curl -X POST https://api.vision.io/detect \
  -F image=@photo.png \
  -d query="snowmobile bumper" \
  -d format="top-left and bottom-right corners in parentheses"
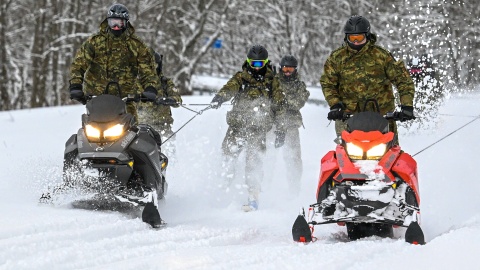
top-left (78, 151), bottom-right (134, 186)
top-left (313, 181), bottom-right (420, 227)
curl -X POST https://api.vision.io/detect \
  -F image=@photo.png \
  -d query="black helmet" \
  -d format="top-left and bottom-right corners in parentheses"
top-left (107, 4), bottom-right (130, 20)
top-left (247, 45), bottom-right (268, 60)
top-left (280, 55), bottom-right (298, 67)
top-left (344, 15), bottom-right (370, 34)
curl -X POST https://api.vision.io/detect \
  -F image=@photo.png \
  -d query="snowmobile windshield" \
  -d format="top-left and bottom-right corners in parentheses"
top-left (86, 95), bottom-right (126, 123)
top-left (342, 112), bottom-right (393, 160)
top-left (346, 111), bottom-right (389, 133)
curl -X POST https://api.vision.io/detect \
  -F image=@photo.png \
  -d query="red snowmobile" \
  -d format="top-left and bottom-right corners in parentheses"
top-left (292, 103), bottom-right (425, 245)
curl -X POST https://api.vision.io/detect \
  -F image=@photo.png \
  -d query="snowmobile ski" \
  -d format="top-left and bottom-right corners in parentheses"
top-left (292, 214), bottom-right (312, 243)
top-left (405, 221), bottom-right (426, 245)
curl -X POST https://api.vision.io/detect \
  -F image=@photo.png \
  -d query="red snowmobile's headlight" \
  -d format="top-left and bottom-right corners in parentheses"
top-left (342, 130), bottom-right (394, 160)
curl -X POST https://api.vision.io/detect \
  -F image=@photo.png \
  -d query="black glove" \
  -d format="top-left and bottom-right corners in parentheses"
top-left (274, 130), bottom-right (286, 148)
top-left (210, 95), bottom-right (224, 109)
top-left (396, 105), bottom-right (415, 122)
top-left (69, 84), bottom-right (86, 104)
top-left (142, 86), bottom-right (158, 101)
top-left (157, 97), bottom-right (178, 106)
top-left (327, 103), bottom-right (345, 121)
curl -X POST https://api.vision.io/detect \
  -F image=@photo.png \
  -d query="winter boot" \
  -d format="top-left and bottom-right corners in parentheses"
top-left (142, 202), bottom-right (165, 228)
top-left (241, 192), bottom-right (259, 212)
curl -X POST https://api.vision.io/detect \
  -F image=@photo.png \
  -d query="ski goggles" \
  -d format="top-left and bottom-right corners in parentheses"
top-left (281, 66), bottom-right (296, 73)
top-left (107, 18), bottom-right (126, 29)
top-left (247, 58), bottom-right (268, 68)
top-left (347, 33), bottom-right (366, 43)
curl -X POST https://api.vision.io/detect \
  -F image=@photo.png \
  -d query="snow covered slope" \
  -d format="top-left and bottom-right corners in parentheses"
top-left (0, 89), bottom-right (479, 269)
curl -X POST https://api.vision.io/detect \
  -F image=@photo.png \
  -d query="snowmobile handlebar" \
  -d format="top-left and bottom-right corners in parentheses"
top-left (341, 111), bottom-right (416, 122)
top-left (82, 94), bottom-right (158, 104)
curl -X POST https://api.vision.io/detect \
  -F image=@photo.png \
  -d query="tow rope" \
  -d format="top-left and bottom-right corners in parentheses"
top-left (412, 114), bottom-right (480, 157)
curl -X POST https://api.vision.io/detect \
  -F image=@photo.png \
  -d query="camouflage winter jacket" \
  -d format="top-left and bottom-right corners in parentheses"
top-left (69, 19), bottom-right (159, 97)
top-left (216, 62), bottom-right (284, 131)
top-left (273, 72), bottom-right (310, 130)
top-left (320, 34), bottom-right (415, 114)
top-left (137, 74), bottom-right (183, 126)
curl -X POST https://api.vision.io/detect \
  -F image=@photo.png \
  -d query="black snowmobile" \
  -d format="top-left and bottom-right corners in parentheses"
top-left (40, 82), bottom-right (170, 228)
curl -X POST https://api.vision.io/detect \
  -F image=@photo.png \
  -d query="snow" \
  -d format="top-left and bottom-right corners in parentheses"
top-left (1, 83), bottom-right (480, 269)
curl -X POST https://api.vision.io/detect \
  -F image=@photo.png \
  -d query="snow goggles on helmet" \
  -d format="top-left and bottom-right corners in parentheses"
top-left (281, 66), bottom-right (296, 73)
top-left (347, 33), bottom-right (366, 43)
top-left (247, 58), bottom-right (268, 68)
top-left (107, 18), bottom-right (126, 30)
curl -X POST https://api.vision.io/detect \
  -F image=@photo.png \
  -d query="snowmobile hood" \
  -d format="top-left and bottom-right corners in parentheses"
top-left (86, 95), bottom-right (126, 123)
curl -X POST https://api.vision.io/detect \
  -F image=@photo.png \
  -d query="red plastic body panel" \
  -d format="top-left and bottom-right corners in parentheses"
top-left (392, 150), bottom-right (420, 204)
top-left (316, 145), bottom-right (420, 205)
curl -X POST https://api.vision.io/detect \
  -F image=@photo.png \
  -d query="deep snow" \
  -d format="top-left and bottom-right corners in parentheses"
top-left (1, 87), bottom-right (479, 270)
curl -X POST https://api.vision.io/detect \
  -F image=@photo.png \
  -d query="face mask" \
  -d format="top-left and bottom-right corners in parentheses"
top-left (347, 42), bottom-right (367, 51)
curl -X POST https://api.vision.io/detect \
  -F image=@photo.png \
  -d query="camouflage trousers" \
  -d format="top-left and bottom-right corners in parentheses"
top-left (334, 120), bottom-right (399, 145)
top-left (221, 126), bottom-right (266, 196)
top-left (137, 104), bottom-right (176, 161)
top-left (281, 128), bottom-right (303, 195)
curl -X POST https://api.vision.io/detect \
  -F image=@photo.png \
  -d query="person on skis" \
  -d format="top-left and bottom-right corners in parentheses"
top-left (272, 55), bottom-right (310, 195)
top-left (67, 3), bottom-right (164, 227)
top-left (320, 15), bottom-right (416, 145)
top-left (68, 3), bottom-right (160, 123)
top-left (138, 50), bottom-right (183, 161)
top-left (209, 44), bottom-right (284, 211)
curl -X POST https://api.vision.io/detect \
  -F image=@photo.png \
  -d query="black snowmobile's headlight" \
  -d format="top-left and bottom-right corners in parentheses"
top-left (104, 124), bottom-right (125, 139)
top-left (85, 124), bottom-right (125, 142)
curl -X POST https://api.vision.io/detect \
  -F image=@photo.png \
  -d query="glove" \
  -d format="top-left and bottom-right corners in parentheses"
top-left (327, 103), bottom-right (345, 121)
top-left (274, 130), bottom-right (286, 148)
top-left (141, 86), bottom-right (158, 101)
top-left (210, 95), bottom-right (224, 109)
top-left (69, 84), bottom-right (86, 104)
top-left (396, 105), bottom-right (415, 122)
top-left (157, 97), bottom-right (178, 106)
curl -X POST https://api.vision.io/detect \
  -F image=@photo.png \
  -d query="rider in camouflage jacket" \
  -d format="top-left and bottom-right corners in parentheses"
top-left (138, 51), bottom-right (183, 159)
top-left (68, 4), bottom-right (159, 121)
top-left (320, 15), bottom-right (415, 144)
top-left (209, 45), bottom-right (284, 211)
top-left (272, 55), bottom-right (310, 194)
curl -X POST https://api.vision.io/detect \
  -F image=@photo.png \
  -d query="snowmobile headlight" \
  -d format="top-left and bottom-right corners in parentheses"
top-left (104, 124), bottom-right (125, 139)
top-left (366, 143), bottom-right (387, 159)
top-left (346, 142), bottom-right (387, 160)
top-left (346, 142), bottom-right (364, 159)
top-left (85, 124), bottom-right (101, 139)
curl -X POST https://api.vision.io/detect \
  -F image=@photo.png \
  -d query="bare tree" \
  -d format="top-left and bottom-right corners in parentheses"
top-left (0, 0), bottom-right (479, 111)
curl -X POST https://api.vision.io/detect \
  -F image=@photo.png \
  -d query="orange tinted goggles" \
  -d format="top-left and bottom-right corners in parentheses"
top-left (281, 66), bottom-right (296, 73)
top-left (347, 33), bottom-right (366, 43)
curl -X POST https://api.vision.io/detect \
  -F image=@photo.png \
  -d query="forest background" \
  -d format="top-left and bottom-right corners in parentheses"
top-left (0, 0), bottom-right (478, 110)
